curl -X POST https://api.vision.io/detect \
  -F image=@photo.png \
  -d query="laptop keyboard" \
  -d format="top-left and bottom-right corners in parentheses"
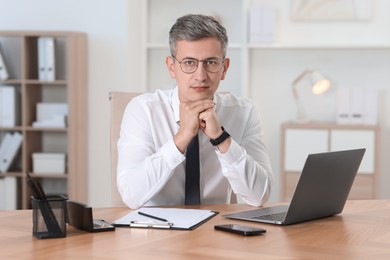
top-left (252, 212), bottom-right (286, 222)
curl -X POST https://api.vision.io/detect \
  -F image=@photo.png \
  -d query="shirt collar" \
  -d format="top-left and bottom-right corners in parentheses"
top-left (172, 86), bottom-right (180, 123)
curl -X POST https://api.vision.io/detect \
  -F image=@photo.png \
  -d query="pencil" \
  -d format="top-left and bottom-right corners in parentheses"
top-left (138, 211), bottom-right (168, 222)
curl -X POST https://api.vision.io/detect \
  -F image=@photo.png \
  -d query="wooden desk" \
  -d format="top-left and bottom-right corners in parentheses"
top-left (1, 200), bottom-right (390, 259)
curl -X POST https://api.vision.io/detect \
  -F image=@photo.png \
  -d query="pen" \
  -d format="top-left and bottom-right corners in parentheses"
top-left (25, 171), bottom-right (62, 234)
top-left (138, 211), bottom-right (168, 222)
top-left (130, 221), bottom-right (173, 229)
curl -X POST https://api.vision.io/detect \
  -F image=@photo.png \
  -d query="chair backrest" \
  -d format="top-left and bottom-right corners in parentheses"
top-left (109, 91), bottom-right (141, 207)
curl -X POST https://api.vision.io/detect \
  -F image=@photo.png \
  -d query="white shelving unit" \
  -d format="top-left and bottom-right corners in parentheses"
top-left (141, 0), bottom-right (388, 201)
top-left (141, 0), bottom-right (390, 96)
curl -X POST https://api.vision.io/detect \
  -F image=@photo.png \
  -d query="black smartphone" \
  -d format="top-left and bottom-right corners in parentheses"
top-left (92, 219), bottom-right (116, 232)
top-left (214, 224), bottom-right (266, 236)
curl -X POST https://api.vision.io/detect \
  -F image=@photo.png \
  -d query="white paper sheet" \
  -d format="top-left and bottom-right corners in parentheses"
top-left (112, 208), bottom-right (216, 229)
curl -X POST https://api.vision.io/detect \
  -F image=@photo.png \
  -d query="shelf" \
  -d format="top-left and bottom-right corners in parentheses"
top-left (247, 44), bottom-right (390, 50)
top-left (28, 173), bottom-right (68, 179)
top-left (0, 126), bottom-right (23, 131)
top-left (0, 31), bottom-right (87, 210)
top-left (25, 127), bottom-right (67, 132)
top-left (25, 79), bottom-right (67, 85)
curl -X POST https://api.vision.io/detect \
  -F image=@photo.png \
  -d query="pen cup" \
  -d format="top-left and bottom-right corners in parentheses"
top-left (32, 195), bottom-right (67, 239)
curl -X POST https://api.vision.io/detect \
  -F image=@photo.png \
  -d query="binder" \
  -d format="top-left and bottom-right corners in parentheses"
top-left (362, 87), bottom-right (378, 125)
top-left (112, 208), bottom-right (219, 230)
top-left (0, 177), bottom-right (17, 210)
top-left (0, 133), bottom-right (13, 172)
top-left (337, 87), bottom-right (378, 125)
top-left (249, 5), bottom-right (275, 43)
top-left (0, 45), bottom-right (9, 80)
top-left (45, 37), bottom-right (55, 81)
top-left (350, 87), bottom-right (364, 124)
top-left (38, 37), bottom-right (56, 81)
top-left (0, 85), bottom-right (16, 127)
top-left (0, 132), bottom-right (23, 173)
top-left (38, 37), bottom-right (47, 81)
top-left (336, 87), bottom-right (351, 124)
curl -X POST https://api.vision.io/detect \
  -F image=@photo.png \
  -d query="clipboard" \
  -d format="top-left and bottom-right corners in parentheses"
top-left (112, 208), bottom-right (219, 230)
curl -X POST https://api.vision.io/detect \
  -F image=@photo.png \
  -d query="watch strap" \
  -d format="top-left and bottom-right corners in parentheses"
top-left (210, 127), bottom-right (230, 146)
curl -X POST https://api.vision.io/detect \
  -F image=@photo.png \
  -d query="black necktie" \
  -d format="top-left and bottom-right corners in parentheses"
top-left (185, 134), bottom-right (200, 205)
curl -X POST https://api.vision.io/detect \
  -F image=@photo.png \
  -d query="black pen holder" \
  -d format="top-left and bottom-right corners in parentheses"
top-left (32, 195), bottom-right (67, 239)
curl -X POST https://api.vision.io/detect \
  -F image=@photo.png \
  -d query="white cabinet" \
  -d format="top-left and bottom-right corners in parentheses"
top-left (281, 122), bottom-right (380, 201)
top-left (330, 130), bottom-right (375, 173)
top-left (284, 129), bottom-right (328, 171)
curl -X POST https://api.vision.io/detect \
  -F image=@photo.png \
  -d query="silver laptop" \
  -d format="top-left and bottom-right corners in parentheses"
top-left (223, 148), bottom-right (365, 225)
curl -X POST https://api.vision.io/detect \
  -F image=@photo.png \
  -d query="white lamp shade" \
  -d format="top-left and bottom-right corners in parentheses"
top-left (292, 69), bottom-right (334, 122)
top-left (310, 71), bottom-right (331, 95)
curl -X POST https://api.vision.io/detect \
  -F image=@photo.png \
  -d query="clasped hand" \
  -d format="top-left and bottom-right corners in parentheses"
top-left (174, 99), bottom-right (223, 153)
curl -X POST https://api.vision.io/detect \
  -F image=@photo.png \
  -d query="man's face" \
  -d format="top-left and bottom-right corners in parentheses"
top-left (166, 38), bottom-right (230, 102)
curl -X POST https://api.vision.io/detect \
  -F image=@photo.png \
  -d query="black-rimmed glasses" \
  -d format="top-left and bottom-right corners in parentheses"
top-left (171, 56), bottom-right (225, 74)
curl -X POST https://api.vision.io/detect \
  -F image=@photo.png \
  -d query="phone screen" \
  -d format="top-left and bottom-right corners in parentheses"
top-left (214, 224), bottom-right (266, 236)
top-left (93, 219), bottom-right (115, 232)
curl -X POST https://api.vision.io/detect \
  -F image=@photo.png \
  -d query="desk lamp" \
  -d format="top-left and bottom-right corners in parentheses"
top-left (291, 69), bottom-right (331, 122)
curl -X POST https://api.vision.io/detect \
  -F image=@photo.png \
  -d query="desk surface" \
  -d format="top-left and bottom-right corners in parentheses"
top-left (1, 200), bottom-right (390, 259)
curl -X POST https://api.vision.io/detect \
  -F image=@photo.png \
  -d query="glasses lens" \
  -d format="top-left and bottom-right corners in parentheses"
top-left (204, 59), bottom-right (223, 73)
top-left (180, 59), bottom-right (198, 73)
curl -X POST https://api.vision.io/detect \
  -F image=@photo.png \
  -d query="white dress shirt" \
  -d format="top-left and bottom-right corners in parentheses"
top-left (117, 87), bottom-right (273, 209)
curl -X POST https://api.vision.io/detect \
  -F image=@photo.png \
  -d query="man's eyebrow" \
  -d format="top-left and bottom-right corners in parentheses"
top-left (181, 56), bottom-right (221, 60)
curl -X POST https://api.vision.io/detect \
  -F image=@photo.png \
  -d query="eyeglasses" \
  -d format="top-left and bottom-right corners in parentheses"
top-left (171, 56), bottom-right (225, 74)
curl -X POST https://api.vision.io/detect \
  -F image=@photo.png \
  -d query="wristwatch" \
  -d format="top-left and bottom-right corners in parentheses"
top-left (210, 127), bottom-right (230, 146)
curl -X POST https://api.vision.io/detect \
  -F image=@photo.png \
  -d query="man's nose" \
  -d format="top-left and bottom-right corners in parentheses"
top-left (193, 61), bottom-right (208, 80)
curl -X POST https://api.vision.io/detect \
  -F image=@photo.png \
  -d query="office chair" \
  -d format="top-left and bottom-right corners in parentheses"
top-left (109, 91), bottom-right (140, 207)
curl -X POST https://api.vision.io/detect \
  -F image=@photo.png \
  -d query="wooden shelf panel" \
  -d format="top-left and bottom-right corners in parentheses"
top-left (0, 31), bottom-right (87, 210)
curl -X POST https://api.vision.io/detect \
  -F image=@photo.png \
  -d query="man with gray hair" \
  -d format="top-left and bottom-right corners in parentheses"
top-left (117, 14), bottom-right (273, 209)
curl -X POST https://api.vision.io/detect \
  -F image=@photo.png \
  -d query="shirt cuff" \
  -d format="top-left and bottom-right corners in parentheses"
top-left (215, 139), bottom-right (243, 165)
top-left (160, 139), bottom-right (186, 168)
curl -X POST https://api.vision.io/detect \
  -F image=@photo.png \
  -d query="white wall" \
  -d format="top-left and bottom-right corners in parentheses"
top-left (1, 0), bottom-right (389, 206)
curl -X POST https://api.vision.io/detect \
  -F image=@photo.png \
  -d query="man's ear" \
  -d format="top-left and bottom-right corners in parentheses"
top-left (220, 57), bottom-right (230, 80)
top-left (166, 56), bottom-right (176, 79)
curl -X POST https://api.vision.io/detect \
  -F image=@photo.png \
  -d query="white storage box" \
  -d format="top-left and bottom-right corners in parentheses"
top-left (32, 153), bottom-right (66, 174)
